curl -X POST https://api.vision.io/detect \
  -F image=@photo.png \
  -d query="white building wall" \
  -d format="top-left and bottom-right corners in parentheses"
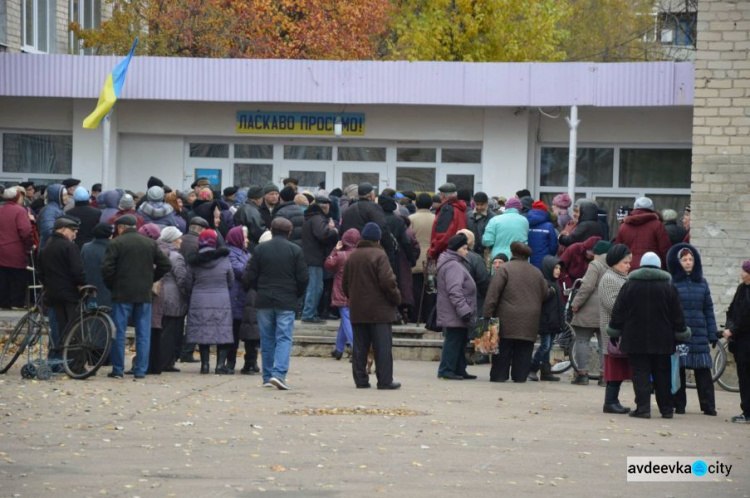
top-left (482, 108), bottom-right (530, 196)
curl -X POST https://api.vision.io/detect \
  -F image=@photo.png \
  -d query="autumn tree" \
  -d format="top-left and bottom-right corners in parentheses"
top-left (385, 0), bottom-right (571, 62)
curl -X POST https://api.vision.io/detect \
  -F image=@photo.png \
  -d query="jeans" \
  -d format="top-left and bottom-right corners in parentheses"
top-left (301, 266), bottom-right (324, 321)
top-left (110, 302), bottom-right (152, 376)
top-left (438, 327), bottom-right (468, 377)
top-left (531, 333), bottom-right (553, 368)
top-left (256, 308), bottom-right (295, 383)
top-left (335, 306), bottom-right (353, 353)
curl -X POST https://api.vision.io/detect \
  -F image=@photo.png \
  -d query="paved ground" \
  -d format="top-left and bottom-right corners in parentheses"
top-left (0, 355), bottom-right (747, 497)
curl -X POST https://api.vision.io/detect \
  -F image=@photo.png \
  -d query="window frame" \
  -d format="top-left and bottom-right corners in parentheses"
top-left (22, 0), bottom-right (54, 54)
top-left (0, 129), bottom-right (74, 182)
top-left (70, 0), bottom-right (102, 55)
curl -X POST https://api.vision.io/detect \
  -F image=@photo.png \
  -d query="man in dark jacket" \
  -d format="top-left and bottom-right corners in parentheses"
top-left (466, 191), bottom-right (494, 257)
top-left (428, 183), bottom-right (468, 261)
top-left (102, 215), bottom-right (172, 379)
top-left (343, 222), bottom-right (402, 390)
top-left (341, 182), bottom-right (395, 258)
top-left (272, 186), bottom-right (305, 247)
top-left (260, 184), bottom-right (280, 228)
top-left (559, 200), bottom-right (601, 248)
top-left (301, 197), bottom-right (338, 324)
top-left (37, 217), bottom-right (87, 347)
top-left (243, 217), bottom-right (309, 390)
top-left (233, 185), bottom-right (266, 247)
top-left (67, 187), bottom-right (102, 250)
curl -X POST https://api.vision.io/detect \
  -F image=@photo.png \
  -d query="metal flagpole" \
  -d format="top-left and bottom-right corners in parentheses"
top-left (102, 112), bottom-right (111, 189)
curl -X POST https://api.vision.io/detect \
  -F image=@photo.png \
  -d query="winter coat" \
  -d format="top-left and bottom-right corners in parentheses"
top-left (341, 197), bottom-right (397, 259)
top-left (193, 200), bottom-right (234, 238)
top-left (138, 201), bottom-right (186, 232)
top-left (380, 198), bottom-right (414, 283)
top-left (428, 197), bottom-right (468, 260)
top-left (571, 256), bottom-right (608, 328)
top-left (527, 209), bottom-right (559, 270)
top-left (101, 229), bottom-right (172, 303)
top-left (482, 208), bottom-right (529, 259)
top-left (38, 184), bottom-right (65, 248)
top-left (243, 234), bottom-right (309, 311)
top-left (37, 232), bottom-right (87, 306)
top-left (666, 243), bottom-right (718, 369)
top-left (228, 245), bottom-right (250, 320)
top-left (0, 199), bottom-right (34, 269)
top-left (107, 209), bottom-right (145, 234)
top-left (98, 190), bottom-right (122, 223)
top-left (482, 257), bottom-right (551, 342)
top-left (409, 209), bottom-right (436, 274)
top-left (179, 230), bottom-right (200, 259)
top-left (398, 227), bottom-right (420, 306)
top-left (302, 204), bottom-right (339, 267)
top-left (538, 255), bottom-right (565, 336)
top-left (461, 250), bottom-right (490, 299)
top-left (436, 250), bottom-right (477, 329)
top-left (158, 241), bottom-right (189, 317)
top-left (272, 201), bottom-right (305, 248)
top-left (185, 247), bottom-right (234, 344)
top-left (607, 267), bottom-right (690, 355)
top-left (239, 288), bottom-right (260, 341)
top-left (665, 221), bottom-right (688, 247)
top-left (324, 229), bottom-right (361, 307)
top-left (614, 209), bottom-right (671, 270)
top-left (598, 268), bottom-right (629, 339)
top-left (560, 236), bottom-right (601, 282)
top-left (81, 238), bottom-right (113, 308)
top-left (466, 209), bottom-right (494, 255)
top-left (559, 202), bottom-right (602, 247)
top-left (259, 202), bottom-right (274, 228)
top-left (725, 282), bottom-right (750, 357)
top-left (343, 240), bottom-right (402, 323)
top-left (233, 200), bottom-right (266, 246)
top-left (67, 202), bottom-right (102, 250)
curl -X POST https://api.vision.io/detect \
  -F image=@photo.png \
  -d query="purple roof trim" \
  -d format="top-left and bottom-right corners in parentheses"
top-left (0, 55), bottom-right (694, 107)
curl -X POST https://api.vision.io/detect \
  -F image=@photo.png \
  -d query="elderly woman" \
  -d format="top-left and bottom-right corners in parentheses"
top-left (666, 243), bottom-right (718, 416)
top-left (186, 229), bottom-right (234, 374)
top-left (598, 244), bottom-right (633, 414)
top-left (226, 226), bottom-right (250, 374)
top-left (436, 233), bottom-right (478, 380)
top-left (723, 259), bottom-right (750, 424)
top-left (156, 226), bottom-right (188, 373)
top-left (483, 242), bottom-right (551, 383)
top-left (608, 252), bottom-right (690, 419)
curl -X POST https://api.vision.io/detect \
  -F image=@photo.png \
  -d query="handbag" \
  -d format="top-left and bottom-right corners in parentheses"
top-left (424, 304), bottom-right (440, 332)
top-left (606, 338), bottom-right (627, 358)
top-left (670, 353), bottom-right (681, 395)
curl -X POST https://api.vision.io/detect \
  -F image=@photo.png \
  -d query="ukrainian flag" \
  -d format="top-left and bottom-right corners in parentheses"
top-left (83, 39), bottom-right (139, 130)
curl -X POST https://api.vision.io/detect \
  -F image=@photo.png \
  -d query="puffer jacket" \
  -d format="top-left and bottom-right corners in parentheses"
top-left (436, 250), bottom-right (477, 329)
top-left (466, 209), bottom-right (494, 255)
top-left (527, 208), bottom-right (558, 270)
top-left (615, 208), bottom-right (671, 270)
top-left (559, 201), bottom-right (602, 247)
top-left (667, 243), bottom-right (717, 369)
top-left (139, 201), bottom-right (187, 232)
top-left (302, 204), bottom-right (338, 267)
top-left (98, 190), bottom-right (123, 223)
top-left (185, 247), bottom-right (234, 345)
top-left (570, 256), bottom-right (608, 328)
top-left (482, 208), bottom-right (529, 259)
top-left (38, 184), bottom-right (66, 248)
top-left (324, 228), bottom-right (361, 307)
top-left (428, 197), bottom-right (468, 260)
top-left (272, 201), bottom-right (305, 247)
top-left (538, 255), bottom-right (565, 336)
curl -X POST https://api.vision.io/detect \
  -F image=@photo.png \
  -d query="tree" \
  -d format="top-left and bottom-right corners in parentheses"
top-left (385, 0), bottom-right (570, 62)
top-left (71, 0), bottom-right (393, 59)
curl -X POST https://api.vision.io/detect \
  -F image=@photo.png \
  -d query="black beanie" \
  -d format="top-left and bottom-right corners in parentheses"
top-left (147, 176), bottom-right (164, 189)
top-left (447, 233), bottom-right (468, 252)
top-left (606, 243), bottom-right (631, 267)
top-left (280, 186), bottom-right (296, 202)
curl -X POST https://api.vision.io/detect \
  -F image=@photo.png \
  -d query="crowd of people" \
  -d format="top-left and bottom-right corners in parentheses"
top-left (0, 176), bottom-right (747, 423)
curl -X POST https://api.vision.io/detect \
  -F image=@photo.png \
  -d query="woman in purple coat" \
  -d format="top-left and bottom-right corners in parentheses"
top-left (226, 226), bottom-right (250, 374)
top-left (185, 229), bottom-right (234, 374)
top-left (436, 233), bottom-right (478, 380)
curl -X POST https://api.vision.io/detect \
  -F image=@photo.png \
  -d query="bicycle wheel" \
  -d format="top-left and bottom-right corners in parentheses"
top-left (716, 341), bottom-right (739, 393)
top-left (550, 322), bottom-right (576, 374)
top-left (685, 340), bottom-right (727, 389)
top-left (62, 313), bottom-right (113, 380)
top-left (0, 312), bottom-right (41, 374)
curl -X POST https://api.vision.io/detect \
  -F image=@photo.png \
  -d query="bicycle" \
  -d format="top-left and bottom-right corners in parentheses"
top-left (683, 337), bottom-right (727, 390)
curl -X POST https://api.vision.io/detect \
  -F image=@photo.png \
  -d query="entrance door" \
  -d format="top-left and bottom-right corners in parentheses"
top-left (437, 163), bottom-right (482, 194)
top-left (282, 145), bottom-right (334, 193)
top-left (334, 163), bottom-right (388, 195)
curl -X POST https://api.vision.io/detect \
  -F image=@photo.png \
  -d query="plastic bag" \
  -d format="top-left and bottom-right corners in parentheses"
top-left (473, 318), bottom-right (500, 355)
top-left (670, 353), bottom-right (681, 394)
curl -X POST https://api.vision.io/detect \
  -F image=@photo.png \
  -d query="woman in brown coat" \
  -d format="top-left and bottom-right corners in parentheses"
top-left (483, 242), bottom-right (552, 382)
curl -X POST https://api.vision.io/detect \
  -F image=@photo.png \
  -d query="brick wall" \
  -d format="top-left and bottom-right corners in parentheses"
top-left (5, 0), bottom-right (22, 53)
top-left (692, 0), bottom-right (750, 313)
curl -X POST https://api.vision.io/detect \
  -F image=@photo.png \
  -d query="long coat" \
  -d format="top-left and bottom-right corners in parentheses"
top-left (185, 247), bottom-right (234, 344)
top-left (614, 208), bottom-right (671, 270)
top-left (343, 240), bottom-right (401, 324)
top-left (570, 256), bottom-right (608, 328)
top-left (666, 243), bottom-right (718, 369)
top-left (301, 204), bottom-right (338, 267)
top-left (228, 245), bottom-right (250, 320)
top-left (38, 184), bottom-right (65, 248)
top-left (527, 208), bottom-right (558, 270)
top-left (272, 201), bottom-right (305, 247)
top-left (482, 257), bottom-right (551, 342)
top-left (37, 232), bottom-right (87, 306)
top-left (436, 250), bottom-right (477, 329)
top-left (558, 201), bottom-right (602, 247)
top-left (0, 199), bottom-right (34, 269)
top-left (409, 209), bottom-right (435, 274)
top-left (81, 238), bottom-right (113, 308)
top-left (158, 241), bottom-right (189, 318)
top-left (538, 256), bottom-right (565, 336)
top-left (67, 202), bottom-right (102, 250)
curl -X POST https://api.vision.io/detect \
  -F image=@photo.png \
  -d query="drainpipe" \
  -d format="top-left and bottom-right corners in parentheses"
top-left (565, 105), bottom-right (580, 201)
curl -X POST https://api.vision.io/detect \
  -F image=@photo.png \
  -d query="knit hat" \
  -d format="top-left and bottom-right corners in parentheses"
top-left (742, 260), bottom-right (750, 274)
top-left (344, 184), bottom-right (359, 199)
top-left (493, 253), bottom-right (509, 263)
top-left (294, 194), bottom-right (309, 207)
top-left (147, 186), bottom-right (165, 202)
top-left (270, 217), bottom-right (293, 234)
top-left (198, 229), bottom-right (218, 249)
top-left (634, 197), bottom-right (653, 210)
top-left (532, 200), bottom-right (549, 212)
top-left (552, 193), bottom-right (572, 209)
top-left (92, 223), bottom-right (113, 239)
top-left (118, 194), bottom-right (135, 211)
top-left (147, 176), bottom-right (164, 189)
top-left (361, 222), bottom-right (382, 241)
top-left (640, 251), bottom-right (661, 268)
top-left (138, 223), bottom-right (161, 240)
top-left (264, 183), bottom-right (280, 194)
top-left (593, 240), bottom-right (612, 256)
top-left (358, 182), bottom-right (374, 196)
top-left (73, 186), bottom-right (90, 202)
top-left (505, 198), bottom-right (522, 211)
top-left (447, 233), bottom-right (468, 252)
top-left (283, 177), bottom-right (299, 186)
top-left (606, 244), bottom-right (631, 267)
top-left (417, 193), bottom-right (433, 209)
top-left (280, 186), bottom-right (296, 202)
top-left (159, 226), bottom-right (183, 243)
top-left (259, 230), bottom-right (273, 244)
top-left (247, 185), bottom-right (264, 200)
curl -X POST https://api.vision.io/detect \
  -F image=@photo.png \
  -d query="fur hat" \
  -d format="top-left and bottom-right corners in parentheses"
top-left (552, 193), bottom-right (572, 209)
top-left (510, 241), bottom-right (532, 259)
top-left (147, 176), bottom-right (164, 189)
top-left (634, 197), bottom-right (653, 210)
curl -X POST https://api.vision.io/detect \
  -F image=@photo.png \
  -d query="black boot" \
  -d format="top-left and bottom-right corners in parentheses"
top-left (540, 362), bottom-right (560, 382)
top-left (603, 383), bottom-right (631, 414)
top-left (199, 345), bottom-right (210, 374)
top-left (215, 345), bottom-right (232, 375)
top-left (249, 341), bottom-right (260, 372)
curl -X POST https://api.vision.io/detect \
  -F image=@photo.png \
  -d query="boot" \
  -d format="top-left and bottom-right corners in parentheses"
top-left (540, 362), bottom-right (560, 382)
top-left (249, 343), bottom-right (260, 372)
top-left (527, 364), bottom-right (540, 382)
top-left (571, 371), bottom-right (589, 385)
top-left (215, 346), bottom-right (232, 375)
top-left (226, 346), bottom-right (237, 374)
top-left (603, 403), bottom-right (631, 414)
top-left (199, 346), bottom-right (210, 374)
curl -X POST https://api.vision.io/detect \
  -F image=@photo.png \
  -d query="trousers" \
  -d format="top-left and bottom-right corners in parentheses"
top-left (628, 353), bottom-right (672, 415)
top-left (673, 367), bottom-right (715, 413)
top-left (351, 322), bottom-right (394, 388)
top-left (490, 338), bottom-right (534, 382)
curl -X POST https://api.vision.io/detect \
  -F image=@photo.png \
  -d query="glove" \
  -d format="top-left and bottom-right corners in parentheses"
top-left (710, 340), bottom-right (717, 349)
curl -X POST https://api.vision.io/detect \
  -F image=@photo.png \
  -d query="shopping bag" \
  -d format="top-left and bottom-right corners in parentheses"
top-left (670, 353), bottom-right (681, 394)
top-left (473, 317), bottom-right (500, 355)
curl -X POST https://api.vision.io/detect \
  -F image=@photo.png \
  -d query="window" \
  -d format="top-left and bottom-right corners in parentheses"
top-left (342, 172), bottom-right (379, 190)
top-left (288, 170), bottom-right (326, 190)
top-left (397, 148), bottom-right (436, 162)
top-left (71, 0), bottom-right (102, 54)
top-left (235, 144), bottom-right (273, 159)
top-left (337, 147), bottom-right (386, 162)
top-left (284, 146), bottom-right (332, 160)
top-left (189, 143), bottom-right (229, 158)
top-left (2, 133), bottom-right (73, 175)
top-left (619, 148), bottom-right (691, 189)
top-left (396, 167), bottom-right (435, 192)
top-left (659, 12), bottom-right (697, 47)
top-left (234, 163), bottom-right (273, 187)
top-left (23, 0), bottom-right (55, 53)
top-left (446, 174), bottom-right (475, 193)
top-left (442, 148), bottom-right (481, 163)
top-left (540, 147), bottom-right (614, 187)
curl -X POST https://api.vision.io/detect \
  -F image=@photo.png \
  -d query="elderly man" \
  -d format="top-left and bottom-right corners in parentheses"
top-left (301, 196), bottom-right (338, 324)
top-left (234, 185), bottom-right (267, 247)
top-left (260, 183), bottom-right (280, 228)
top-left (102, 215), bottom-right (172, 379)
top-left (427, 183), bottom-right (468, 261)
top-left (0, 187), bottom-right (34, 309)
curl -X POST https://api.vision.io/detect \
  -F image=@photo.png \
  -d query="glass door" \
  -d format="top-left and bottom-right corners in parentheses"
top-left (334, 163), bottom-right (388, 195)
top-left (282, 145), bottom-right (334, 193)
top-left (437, 163), bottom-right (482, 195)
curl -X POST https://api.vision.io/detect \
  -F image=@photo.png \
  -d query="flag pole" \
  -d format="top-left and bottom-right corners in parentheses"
top-left (102, 112), bottom-right (111, 189)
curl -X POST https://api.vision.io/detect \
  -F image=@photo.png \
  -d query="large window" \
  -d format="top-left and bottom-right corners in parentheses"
top-left (540, 147), bottom-right (614, 187)
top-left (23, 0), bottom-right (55, 53)
top-left (619, 148), bottom-right (691, 189)
top-left (2, 133), bottom-right (73, 176)
top-left (70, 0), bottom-right (102, 54)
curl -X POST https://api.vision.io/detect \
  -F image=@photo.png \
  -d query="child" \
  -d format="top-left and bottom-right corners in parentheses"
top-left (324, 229), bottom-right (361, 359)
top-left (529, 255), bottom-right (565, 381)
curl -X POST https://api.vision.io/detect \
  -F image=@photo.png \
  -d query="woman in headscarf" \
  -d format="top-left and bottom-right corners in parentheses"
top-left (226, 226), bottom-right (250, 374)
top-left (156, 226), bottom-right (188, 373)
top-left (722, 259), bottom-right (750, 424)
